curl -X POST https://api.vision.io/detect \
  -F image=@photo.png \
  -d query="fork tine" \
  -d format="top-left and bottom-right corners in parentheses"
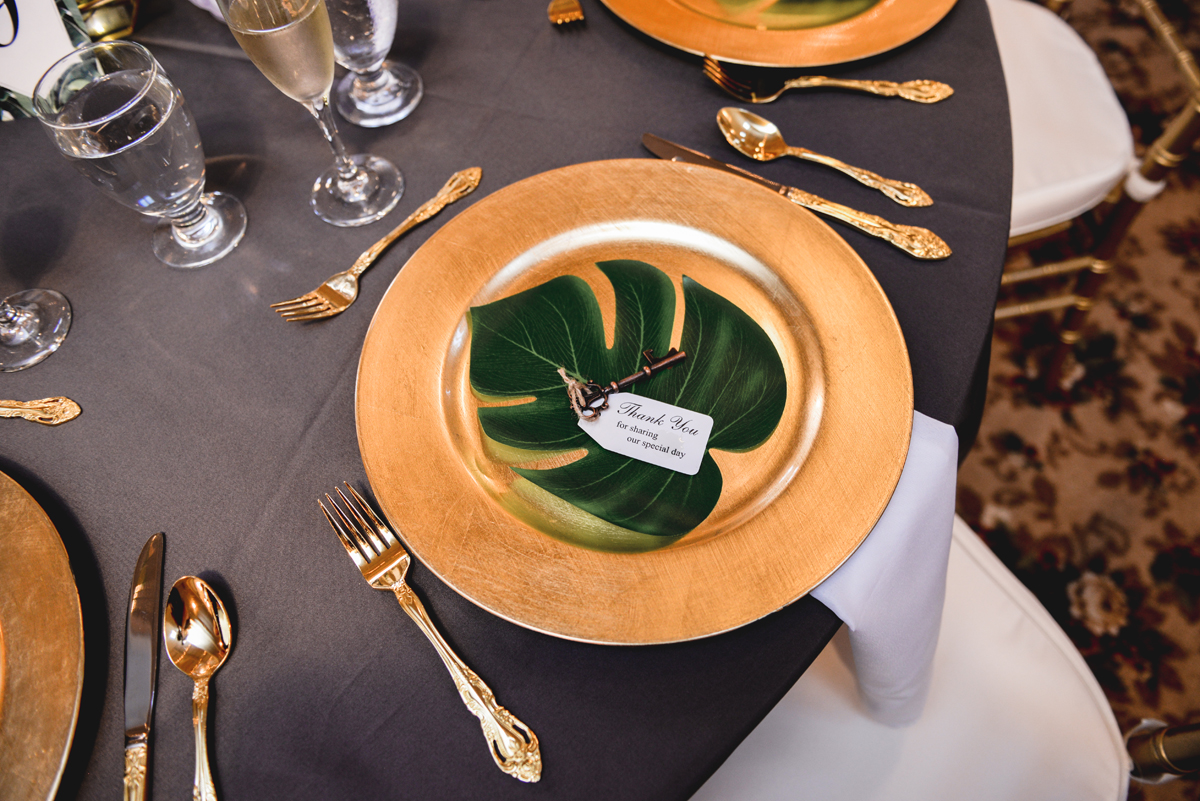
top-left (335, 486), bottom-right (390, 554)
top-left (281, 306), bottom-right (337, 322)
top-left (272, 296), bottom-right (324, 313)
top-left (703, 58), bottom-right (754, 101)
top-left (342, 483), bottom-right (399, 547)
top-left (325, 491), bottom-right (380, 559)
top-left (270, 297), bottom-right (311, 310)
top-left (320, 495), bottom-right (371, 569)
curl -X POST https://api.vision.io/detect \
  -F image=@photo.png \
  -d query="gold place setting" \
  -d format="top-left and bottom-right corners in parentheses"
top-left (0, 0), bottom-right (1024, 795)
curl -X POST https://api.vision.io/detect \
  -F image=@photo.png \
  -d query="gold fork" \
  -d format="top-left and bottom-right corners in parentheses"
top-left (272, 168), bottom-right (481, 322)
top-left (703, 56), bottom-right (954, 104)
top-left (320, 484), bottom-right (542, 783)
top-left (547, 0), bottom-right (584, 25)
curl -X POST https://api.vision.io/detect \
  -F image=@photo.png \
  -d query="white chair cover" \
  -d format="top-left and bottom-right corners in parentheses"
top-left (988, 0), bottom-right (1135, 236)
top-left (691, 516), bottom-right (1130, 801)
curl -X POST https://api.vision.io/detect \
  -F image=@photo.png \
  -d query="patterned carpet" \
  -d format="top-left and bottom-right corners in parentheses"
top-left (955, 0), bottom-right (1200, 796)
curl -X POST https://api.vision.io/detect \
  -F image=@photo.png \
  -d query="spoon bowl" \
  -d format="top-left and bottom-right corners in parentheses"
top-left (164, 576), bottom-right (232, 801)
top-left (717, 107), bottom-right (790, 162)
top-left (716, 107), bottom-right (933, 207)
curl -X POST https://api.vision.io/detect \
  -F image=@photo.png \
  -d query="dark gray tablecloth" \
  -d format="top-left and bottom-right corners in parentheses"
top-left (0, 0), bottom-right (1010, 798)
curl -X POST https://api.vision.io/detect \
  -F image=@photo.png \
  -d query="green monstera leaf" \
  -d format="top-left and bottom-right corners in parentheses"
top-left (467, 260), bottom-right (786, 539)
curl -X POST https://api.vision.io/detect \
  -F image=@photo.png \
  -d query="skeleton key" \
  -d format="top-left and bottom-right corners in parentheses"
top-left (578, 348), bottom-right (687, 419)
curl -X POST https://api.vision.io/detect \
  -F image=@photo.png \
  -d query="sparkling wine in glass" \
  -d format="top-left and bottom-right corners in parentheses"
top-left (327, 0), bottom-right (423, 128)
top-left (33, 42), bottom-right (247, 268)
top-left (218, 0), bottom-right (403, 227)
top-left (0, 290), bottom-right (71, 372)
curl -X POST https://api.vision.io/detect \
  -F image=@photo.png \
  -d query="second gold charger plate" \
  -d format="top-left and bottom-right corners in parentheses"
top-left (356, 159), bottom-right (912, 645)
top-left (599, 0), bottom-right (959, 67)
top-left (0, 470), bottom-right (83, 801)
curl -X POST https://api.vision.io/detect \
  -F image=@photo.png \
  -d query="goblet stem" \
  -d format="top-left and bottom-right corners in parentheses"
top-left (0, 301), bottom-right (37, 347)
top-left (169, 197), bottom-right (222, 247)
top-left (0, 290), bottom-right (72, 372)
top-left (305, 95), bottom-right (360, 183)
top-left (350, 62), bottom-right (392, 97)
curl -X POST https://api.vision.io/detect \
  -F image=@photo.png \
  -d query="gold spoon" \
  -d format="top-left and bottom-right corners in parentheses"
top-left (164, 577), bottom-right (232, 801)
top-left (717, 107), bottom-right (933, 208)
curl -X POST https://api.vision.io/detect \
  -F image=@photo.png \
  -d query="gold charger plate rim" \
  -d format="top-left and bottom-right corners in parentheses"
top-left (598, 0), bottom-right (959, 67)
top-left (355, 159), bottom-right (912, 645)
top-left (0, 470), bottom-right (84, 801)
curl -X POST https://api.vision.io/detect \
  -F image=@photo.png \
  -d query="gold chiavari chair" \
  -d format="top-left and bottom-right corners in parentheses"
top-left (990, 0), bottom-right (1200, 389)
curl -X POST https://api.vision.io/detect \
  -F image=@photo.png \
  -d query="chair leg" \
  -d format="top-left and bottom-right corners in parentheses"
top-left (1044, 193), bottom-right (1145, 390)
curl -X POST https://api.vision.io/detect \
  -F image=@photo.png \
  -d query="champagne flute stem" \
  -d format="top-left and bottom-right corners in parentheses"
top-left (305, 96), bottom-right (359, 182)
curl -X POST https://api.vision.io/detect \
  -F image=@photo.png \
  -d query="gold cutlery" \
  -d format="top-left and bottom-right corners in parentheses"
top-left (164, 577), bottom-right (232, 801)
top-left (321, 484), bottom-right (542, 782)
top-left (123, 533), bottom-right (165, 801)
top-left (272, 168), bottom-right (482, 322)
top-left (0, 396), bottom-right (81, 425)
top-left (703, 56), bottom-right (954, 104)
top-left (642, 134), bottom-right (951, 260)
top-left (547, 0), bottom-right (584, 25)
top-left (717, 107), bottom-right (932, 207)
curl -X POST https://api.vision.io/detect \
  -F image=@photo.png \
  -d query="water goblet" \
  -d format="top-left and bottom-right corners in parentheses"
top-left (216, 0), bottom-right (403, 226)
top-left (327, 0), bottom-right (423, 127)
top-left (33, 42), bottom-right (248, 268)
top-left (0, 289), bottom-right (72, 372)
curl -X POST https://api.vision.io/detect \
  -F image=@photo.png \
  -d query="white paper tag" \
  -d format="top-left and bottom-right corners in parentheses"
top-left (577, 392), bottom-right (713, 475)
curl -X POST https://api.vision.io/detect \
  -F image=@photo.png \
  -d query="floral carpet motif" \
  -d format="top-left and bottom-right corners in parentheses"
top-left (955, 0), bottom-right (1200, 796)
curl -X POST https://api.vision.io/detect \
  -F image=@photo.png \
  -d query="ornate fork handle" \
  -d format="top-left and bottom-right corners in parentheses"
top-left (390, 580), bottom-right (542, 783)
top-left (786, 146), bottom-right (932, 207)
top-left (349, 167), bottom-right (482, 280)
top-left (784, 76), bottom-right (954, 103)
top-left (0, 396), bottom-right (81, 425)
top-left (784, 188), bottom-right (952, 260)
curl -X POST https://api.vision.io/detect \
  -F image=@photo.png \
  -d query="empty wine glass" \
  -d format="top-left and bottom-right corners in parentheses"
top-left (0, 289), bottom-right (71, 372)
top-left (33, 42), bottom-right (247, 268)
top-left (216, 0), bottom-right (403, 226)
top-left (327, 0), bottom-right (423, 128)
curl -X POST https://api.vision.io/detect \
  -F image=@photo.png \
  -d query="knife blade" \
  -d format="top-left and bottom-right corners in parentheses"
top-left (124, 532), bottom-right (164, 801)
top-left (641, 134), bottom-right (951, 260)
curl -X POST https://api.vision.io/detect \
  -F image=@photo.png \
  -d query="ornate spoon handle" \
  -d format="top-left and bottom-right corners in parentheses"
top-left (192, 678), bottom-right (219, 801)
top-left (783, 76), bottom-right (954, 103)
top-left (349, 167), bottom-right (482, 280)
top-left (391, 581), bottom-right (542, 782)
top-left (785, 146), bottom-right (932, 207)
top-left (0, 396), bottom-right (81, 425)
top-left (784, 188), bottom-right (952, 260)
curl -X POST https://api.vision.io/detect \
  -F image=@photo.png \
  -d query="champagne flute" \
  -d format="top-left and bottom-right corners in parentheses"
top-left (33, 42), bottom-right (248, 268)
top-left (0, 289), bottom-right (71, 372)
top-left (217, 0), bottom-right (403, 227)
top-left (327, 0), bottom-right (423, 128)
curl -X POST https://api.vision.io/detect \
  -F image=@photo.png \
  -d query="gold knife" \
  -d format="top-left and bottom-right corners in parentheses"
top-left (124, 533), bottom-right (165, 801)
top-left (642, 134), bottom-right (951, 260)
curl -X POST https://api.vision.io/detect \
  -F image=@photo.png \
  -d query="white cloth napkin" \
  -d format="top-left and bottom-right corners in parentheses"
top-left (811, 411), bottom-right (959, 726)
top-left (188, 0), bottom-right (226, 22)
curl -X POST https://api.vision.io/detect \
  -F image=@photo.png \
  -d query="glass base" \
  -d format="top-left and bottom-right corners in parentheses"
top-left (0, 289), bottom-right (72, 372)
top-left (311, 153), bottom-right (403, 227)
top-left (153, 192), bottom-right (248, 268)
top-left (335, 61), bottom-right (423, 128)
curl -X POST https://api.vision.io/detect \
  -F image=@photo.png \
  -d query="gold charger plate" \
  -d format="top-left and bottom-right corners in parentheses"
top-left (0, 470), bottom-right (83, 801)
top-left (356, 159), bottom-right (912, 645)
top-left (600, 0), bottom-right (958, 67)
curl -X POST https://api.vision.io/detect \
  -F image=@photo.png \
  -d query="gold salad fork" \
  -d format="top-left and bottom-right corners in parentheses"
top-left (547, 0), bottom-right (584, 25)
top-left (321, 484), bottom-right (542, 783)
top-left (702, 56), bottom-right (954, 104)
top-left (272, 168), bottom-right (481, 322)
